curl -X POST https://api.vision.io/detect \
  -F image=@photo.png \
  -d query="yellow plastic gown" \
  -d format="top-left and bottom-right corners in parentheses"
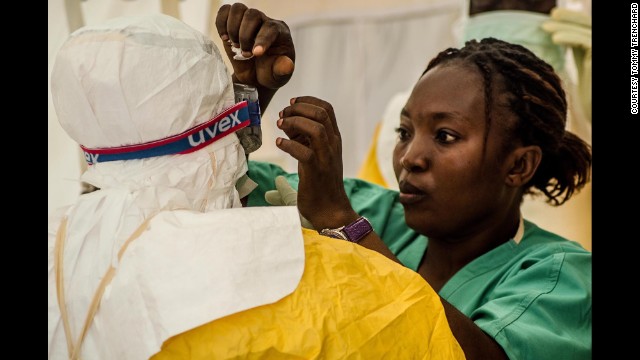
top-left (152, 229), bottom-right (465, 359)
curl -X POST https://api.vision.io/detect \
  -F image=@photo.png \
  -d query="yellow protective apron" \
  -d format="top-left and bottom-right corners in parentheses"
top-left (152, 229), bottom-right (465, 359)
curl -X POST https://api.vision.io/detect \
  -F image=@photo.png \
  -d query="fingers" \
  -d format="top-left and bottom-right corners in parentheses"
top-left (275, 97), bottom-right (341, 163)
top-left (273, 56), bottom-right (295, 77)
top-left (280, 98), bottom-right (338, 137)
top-left (543, 6), bottom-right (591, 50)
top-left (216, 4), bottom-right (289, 59)
top-left (238, 8), bottom-right (264, 57)
top-left (266, 184), bottom-right (314, 229)
top-left (226, 3), bottom-right (249, 48)
top-left (550, 31), bottom-right (591, 49)
top-left (278, 115), bottom-right (330, 147)
top-left (542, 21), bottom-right (591, 37)
top-left (252, 18), bottom-right (295, 87)
top-left (256, 56), bottom-right (292, 89)
top-left (216, 4), bottom-right (295, 89)
top-left (292, 96), bottom-right (339, 137)
top-left (215, 4), bottom-right (231, 41)
top-left (216, 3), bottom-right (260, 56)
top-left (276, 116), bottom-right (334, 165)
top-left (274, 176), bottom-right (298, 205)
top-left (542, 21), bottom-right (591, 48)
top-left (265, 190), bottom-right (285, 206)
top-left (550, 7), bottom-right (591, 27)
top-left (276, 137), bottom-right (315, 163)
top-left (252, 20), bottom-right (283, 56)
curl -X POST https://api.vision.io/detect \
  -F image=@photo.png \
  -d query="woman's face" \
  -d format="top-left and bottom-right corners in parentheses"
top-left (393, 63), bottom-right (515, 240)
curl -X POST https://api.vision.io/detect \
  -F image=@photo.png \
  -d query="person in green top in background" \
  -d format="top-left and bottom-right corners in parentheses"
top-left (218, 4), bottom-right (591, 360)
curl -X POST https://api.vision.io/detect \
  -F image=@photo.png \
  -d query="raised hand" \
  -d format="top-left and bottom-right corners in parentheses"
top-left (275, 96), bottom-right (360, 230)
top-left (216, 3), bottom-right (295, 92)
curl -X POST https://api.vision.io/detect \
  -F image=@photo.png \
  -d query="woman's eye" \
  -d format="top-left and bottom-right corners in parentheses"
top-left (394, 127), bottom-right (410, 141)
top-left (434, 130), bottom-right (458, 144)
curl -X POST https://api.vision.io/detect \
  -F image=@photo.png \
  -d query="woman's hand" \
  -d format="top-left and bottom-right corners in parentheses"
top-left (275, 96), bottom-right (359, 230)
top-left (216, 3), bottom-right (295, 91)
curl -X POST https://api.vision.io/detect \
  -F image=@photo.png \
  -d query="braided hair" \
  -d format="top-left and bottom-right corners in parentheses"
top-left (423, 38), bottom-right (591, 206)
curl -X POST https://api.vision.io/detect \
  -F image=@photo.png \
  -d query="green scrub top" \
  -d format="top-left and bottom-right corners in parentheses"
top-left (247, 160), bottom-right (592, 359)
top-left (246, 160), bottom-right (427, 268)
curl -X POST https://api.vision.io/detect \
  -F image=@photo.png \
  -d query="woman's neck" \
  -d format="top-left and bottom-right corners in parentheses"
top-left (418, 210), bottom-right (521, 292)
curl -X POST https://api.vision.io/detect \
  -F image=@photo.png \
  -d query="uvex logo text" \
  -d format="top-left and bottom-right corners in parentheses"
top-left (188, 110), bottom-right (244, 147)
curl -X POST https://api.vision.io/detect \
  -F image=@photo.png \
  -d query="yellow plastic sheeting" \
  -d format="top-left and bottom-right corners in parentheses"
top-left (152, 229), bottom-right (465, 359)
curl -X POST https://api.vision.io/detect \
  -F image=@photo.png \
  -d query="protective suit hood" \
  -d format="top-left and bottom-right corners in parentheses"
top-left (48, 15), bottom-right (304, 359)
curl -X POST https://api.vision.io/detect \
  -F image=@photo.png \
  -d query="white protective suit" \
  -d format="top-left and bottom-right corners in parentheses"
top-left (47, 15), bottom-right (304, 359)
top-left (48, 13), bottom-right (466, 360)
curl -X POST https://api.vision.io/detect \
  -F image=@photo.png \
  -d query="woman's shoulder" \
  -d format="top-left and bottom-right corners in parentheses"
top-left (501, 219), bottom-right (592, 286)
top-left (520, 219), bottom-right (591, 255)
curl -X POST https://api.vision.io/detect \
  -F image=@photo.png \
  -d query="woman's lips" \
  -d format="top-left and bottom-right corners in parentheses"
top-left (399, 192), bottom-right (426, 204)
top-left (398, 180), bottom-right (426, 205)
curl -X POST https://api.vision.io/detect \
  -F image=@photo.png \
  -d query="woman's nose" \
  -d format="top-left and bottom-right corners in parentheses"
top-left (400, 143), bottom-right (429, 173)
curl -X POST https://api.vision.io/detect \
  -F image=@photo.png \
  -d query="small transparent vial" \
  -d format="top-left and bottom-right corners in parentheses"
top-left (234, 83), bottom-right (262, 154)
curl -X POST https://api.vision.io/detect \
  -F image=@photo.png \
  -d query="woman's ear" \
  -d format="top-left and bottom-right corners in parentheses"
top-left (505, 145), bottom-right (542, 187)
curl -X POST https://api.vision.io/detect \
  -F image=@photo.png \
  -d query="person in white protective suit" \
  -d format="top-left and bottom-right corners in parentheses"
top-left (48, 12), bottom-right (465, 360)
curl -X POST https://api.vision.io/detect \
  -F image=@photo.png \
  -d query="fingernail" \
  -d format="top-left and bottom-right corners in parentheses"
top-left (290, 98), bottom-right (296, 105)
top-left (276, 137), bottom-right (282, 146)
top-left (278, 110), bottom-right (283, 118)
top-left (221, 34), bottom-right (229, 41)
top-left (277, 118), bottom-right (283, 128)
top-left (253, 45), bottom-right (264, 55)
